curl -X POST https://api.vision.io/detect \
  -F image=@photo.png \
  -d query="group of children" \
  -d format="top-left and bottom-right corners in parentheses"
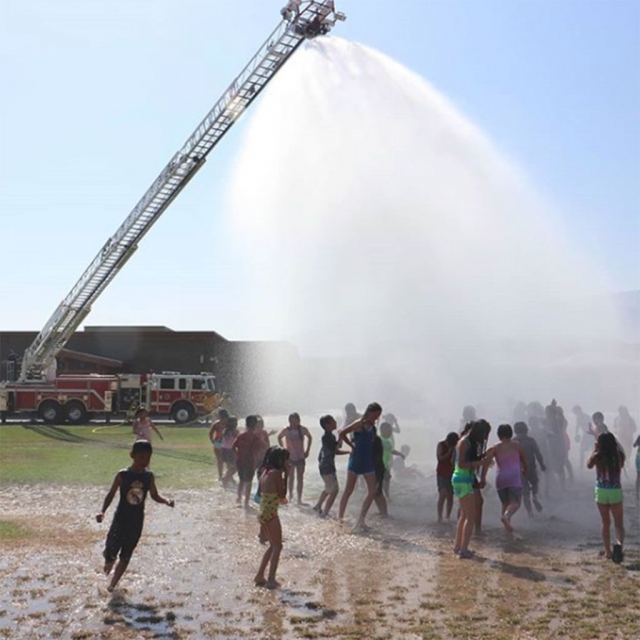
top-left (436, 402), bottom-right (638, 563)
top-left (96, 401), bottom-right (638, 591)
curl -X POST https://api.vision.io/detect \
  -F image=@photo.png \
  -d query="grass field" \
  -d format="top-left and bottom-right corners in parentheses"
top-left (0, 423), bottom-right (217, 489)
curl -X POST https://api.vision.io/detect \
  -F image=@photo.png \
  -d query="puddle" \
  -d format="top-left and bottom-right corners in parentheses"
top-left (107, 596), bottom-right (177, 638)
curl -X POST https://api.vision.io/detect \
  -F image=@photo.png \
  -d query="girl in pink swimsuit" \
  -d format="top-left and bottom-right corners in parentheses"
top-left (482, 424), bottom-right (527, 533)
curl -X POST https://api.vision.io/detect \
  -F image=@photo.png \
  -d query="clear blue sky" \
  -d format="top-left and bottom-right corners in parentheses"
top-left (1, 0), bottom-right (638, 339)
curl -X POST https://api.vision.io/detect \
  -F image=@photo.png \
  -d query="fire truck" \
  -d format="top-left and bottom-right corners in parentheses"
top-left (0, 3), bottom-right (346, 424)
top-left (0, 371), bottom-right (219, 425)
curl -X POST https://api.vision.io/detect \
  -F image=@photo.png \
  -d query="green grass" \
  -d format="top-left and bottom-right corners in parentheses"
top-left (0, 519), bottom-right (35, 541)
top-left (0, 424), bottom-right (217, 489)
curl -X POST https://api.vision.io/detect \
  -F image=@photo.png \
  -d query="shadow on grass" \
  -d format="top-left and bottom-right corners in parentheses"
top-left (22, 424), bottom-right (213, 466)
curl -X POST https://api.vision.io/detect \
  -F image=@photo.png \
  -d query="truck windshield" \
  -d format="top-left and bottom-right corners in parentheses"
top-left (206, 378), bottom-right (216, 392)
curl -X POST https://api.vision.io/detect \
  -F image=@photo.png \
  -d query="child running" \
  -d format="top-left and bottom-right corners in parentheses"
top-left (513, 421), bottom-right (546, 516)
top-left (587, 432), bottom-right (626, 562)
top-left (452, 421), bottom-right (489, 559)
top-left (483, 424), bottom-right (528, 533)
top-left (254, 446), bottom-right (289, 589)
top-left (436, 432), bottom-right (459, 522)
top-left (277, 413), bottom-right (312, 505)
top-left (132, 408), bottom-right (164, 443)
top-left (338, 402), bottom-right (383, 531)
top-left (96, 440), bottom-right (174, 591)
top-left (209, 408), bottom-right (229, 482)
top-left (313, 414), bottom-right (349, 517)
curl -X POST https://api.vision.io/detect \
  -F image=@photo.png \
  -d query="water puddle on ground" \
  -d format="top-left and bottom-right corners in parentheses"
top-left (106, 596), bottom-right (177, 638)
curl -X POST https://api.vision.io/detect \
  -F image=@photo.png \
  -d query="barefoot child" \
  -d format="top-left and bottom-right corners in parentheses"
top-left (513, 421), bottom-right (546, 516)
top-left (483, 424), bottom-right (528, 534)
top-left (436, 432), bottom-right (459, 522)
top-left (209, 408), bottom-right (229, 482)
top-left (254, 447), bottom-right (289, 588)
top-left (220, 416), bottom-right (239, 487)
top-left (379, 421), bottom-right (405, 500)
top-left (587, 432), bottom-right (626, 562)
top-left (278, 413), bottom-right (313, 505)
top-left (233, 415), bottom-right (262, 508)
top-left (313, 415), bottom-right (349, 517)
top-left (96, 440), bottom-right (174, 591)
top-left (634, 435), bottom-right (640, 501)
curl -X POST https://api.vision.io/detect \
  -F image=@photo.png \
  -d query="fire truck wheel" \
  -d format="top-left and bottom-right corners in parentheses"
top-left (172, 402), bottom-right (196, 425)
top-left (38, 400), bottom-right (63, 425)
top-left (65, 400), bottom-right (88, 425)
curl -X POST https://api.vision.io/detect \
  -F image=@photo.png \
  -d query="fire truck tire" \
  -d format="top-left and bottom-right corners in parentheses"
top-left (172, 402), bottom-right (195, 425)
top-left (65, 400), bottom-right (88, 425)
top-left (38, 400), bottom-right (63, 425)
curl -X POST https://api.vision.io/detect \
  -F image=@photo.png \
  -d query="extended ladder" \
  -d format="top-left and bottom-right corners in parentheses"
top-left (21, 1), bottom-right (346, 380)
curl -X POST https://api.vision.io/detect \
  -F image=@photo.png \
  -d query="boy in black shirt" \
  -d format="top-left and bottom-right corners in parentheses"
top-left (96, 440), bottom-right (174, 591)
top-left (313, 415), bottom-right (348, 517)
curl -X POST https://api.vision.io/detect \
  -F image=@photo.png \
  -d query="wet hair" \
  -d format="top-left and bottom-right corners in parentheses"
top-left (365, 402), bottom-right (382, 415)
top-left (497, 424), bottom-right (513, 440)
top-left (445, 432), bottom-right (459, 447)
top-left (217, 408), bottom-right (229, 420)
top-left (245, 415), bottom-right (258, 429)
top-left (466, 420), bottom-right (491, 461)
top-left (319, 414), bottom-right (335, 430)
top-left (223, 416), bottom-right (238, 437)
top-left (592, 411), bottom-right (604, 421)
top-left (132, 440), bottom-right (152, 454)
top-left (595, 433), bottom-right (624, 475)
top-left (260, 446), bottom-right (290, 473)
top-left (513, 421), bottom-right (528, 436)
top-left (134, 407), bottom-right (147, 418)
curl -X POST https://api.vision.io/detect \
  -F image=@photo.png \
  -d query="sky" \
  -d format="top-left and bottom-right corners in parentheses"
top-left (0, 0), bottom-right (638, 341)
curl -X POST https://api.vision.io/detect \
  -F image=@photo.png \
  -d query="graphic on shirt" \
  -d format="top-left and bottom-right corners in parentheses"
top-left (126, 480), bottom-right (146, 505)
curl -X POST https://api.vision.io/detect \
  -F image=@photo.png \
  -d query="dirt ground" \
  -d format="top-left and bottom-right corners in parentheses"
top-left (1, 472), bottom-right (639, 640)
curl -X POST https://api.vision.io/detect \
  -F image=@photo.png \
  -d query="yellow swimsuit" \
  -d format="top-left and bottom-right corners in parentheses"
top-left (258, 493), bottom-right (280, 525)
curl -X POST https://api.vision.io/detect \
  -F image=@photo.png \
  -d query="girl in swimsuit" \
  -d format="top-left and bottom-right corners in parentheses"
top-left (587, 432), bottom-right (626, 562)
top-left (338, 402), bottom-right (383, 531)
top-left (209, 408), bottom-right (229, 482)
top-left (452, 421), bottom-right (490, 558)
top-left (254, 447), bottom-right (289, 588)
top-left (483, 424), bottom-right (528, 533)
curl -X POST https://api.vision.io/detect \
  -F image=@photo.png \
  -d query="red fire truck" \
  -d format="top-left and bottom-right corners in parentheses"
top-left (0, 371), bottom-right (221, 425)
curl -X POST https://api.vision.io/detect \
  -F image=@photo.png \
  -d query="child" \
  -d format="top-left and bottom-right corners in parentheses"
top-left (220, 416), bottom-right (239, 487)
top-left (208, 408), bottom-right (229, 482)
top-left (513, 421), bottom-right (546, 516)
top-left (254, 447), bottom-right (289, 589)
top-left (436, 432), bottom-right (459, 522)
top-left (277, 413), bottom-right (313, 505)
top-left (591, 412), bottom-right (610, 437)
top-left (233, 415), bottom-right (262, 508)
top-left (379, 421), bottom-right (405, 500)
top-left (482, 424), bottom-right (528, 533)
top-left (338, 402), bottom-right (383, 530)
top-left (255, 415), bottom-right (278, 470)
top-left (633, 435), bottom-right (640, 501)
top-left (587, 432), bottom-right (626, 562)
top-left (452, 421), bottom-right (488, 559)
top-left (96, 440), bottom-right (174, 591)
top-left (132, 408), bottom-right (164, 443)
top-left (313, 414), bottom-right (349, 517)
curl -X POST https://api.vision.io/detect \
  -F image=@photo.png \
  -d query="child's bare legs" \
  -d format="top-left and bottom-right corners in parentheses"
top-left (610, 502), bottom-right (625, 551)
top-left (636, 472), bottom-right (639, 501)
top-left (107, 557), bottom-right (130, 592)
top-left (501, 498), bottom-right (521, 533)
top-left (243, 479), bottom-right (253, 508)
top-left (383, 473), bottom-right (391, 501)
top-left (437, 489), bottom-right (447, 522)
top-left (295, 464), bottom-right (305, 504)
top-left (374, 491), bottom-right (388, 517)
top-left (254, 517), bottom-right (282, 588)
top-left (222, 464), bottom-right (236, 487)
top-left (214, 448), bottom-right (224, 482)
top-left (355, 473), bottom-right (377, 528)
top-left (445, 489), bottom-right (454, 520)
top-left (287, 469), bottom-right (295, 502)
top-left (455, 493), bottom-right (476, 553)
top-left (316, 474), bottom-right (339, 516)
top-left (236, 480), bottom-right (244, 504)
top-left (338, 471), bottom-right (357, 520)
top-left (597, 503), bottom-right (613, 558)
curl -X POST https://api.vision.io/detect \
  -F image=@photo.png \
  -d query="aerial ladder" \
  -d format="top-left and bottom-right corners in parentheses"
top-left (18, 1), bottom-right (346, 381)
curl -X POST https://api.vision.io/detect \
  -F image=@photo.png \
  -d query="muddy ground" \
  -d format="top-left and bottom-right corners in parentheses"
top-left (1, 471), bottom-right (639, 640)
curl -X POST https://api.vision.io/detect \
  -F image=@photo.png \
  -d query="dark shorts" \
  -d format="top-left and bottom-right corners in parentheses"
top-left (104, 515), bottom-right (143, 563)
top-left (497, 487), bottom-right (523, 505)
top-left (290, 459), bottom-right (306, 468)
top-left (437, 475), bottom-right (453, 492)
top-left (222, 449), bottom-right (235, 465)
top-left (237, 461), bottom-right (255, 482)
